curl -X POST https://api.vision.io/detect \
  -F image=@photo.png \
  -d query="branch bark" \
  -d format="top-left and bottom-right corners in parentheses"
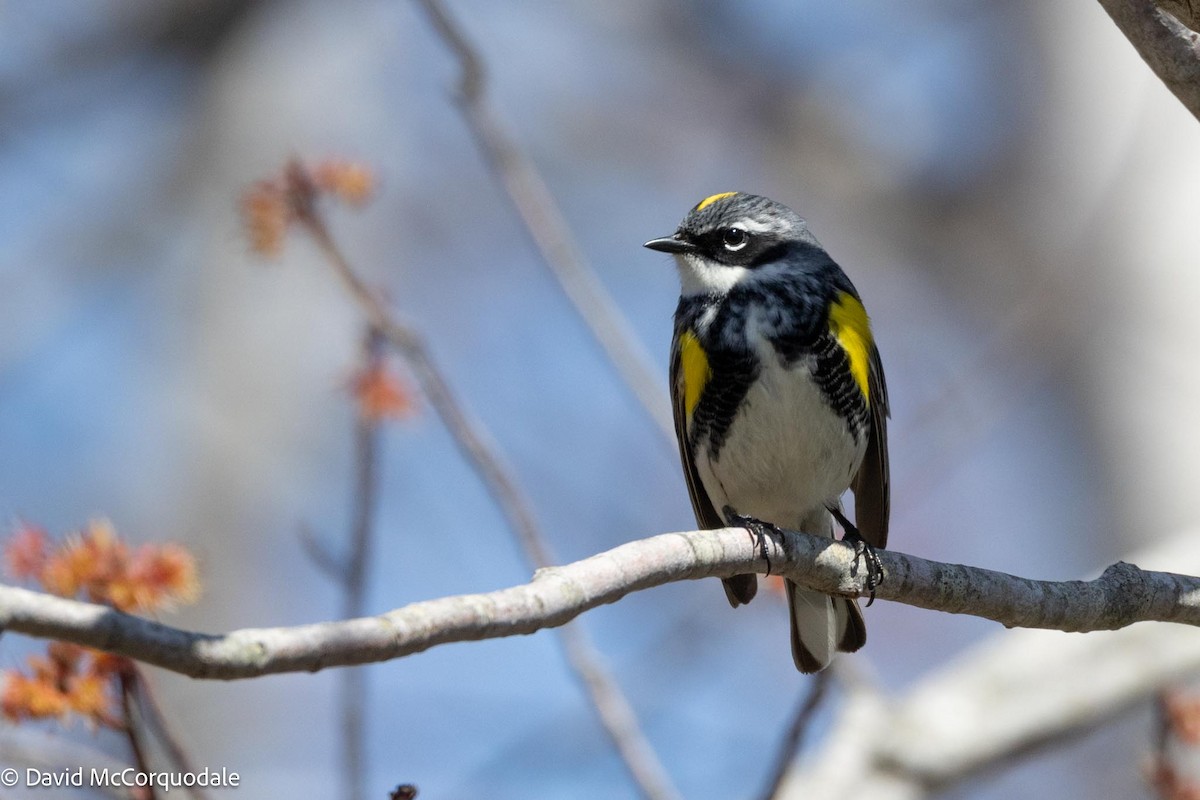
top-left (287, 164), bottom-right (678, 800)
top-left (411, 0), bottom-right (677, 446)
top-left (1, 526), bottom-right (1198, 681)
top-left (778, 533), bottom-right (1200, 798)
top-left (1098, 0), bottom-right (1200, 121)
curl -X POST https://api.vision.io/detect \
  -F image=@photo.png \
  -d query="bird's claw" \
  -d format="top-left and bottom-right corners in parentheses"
top-left (723, 506), bottom-right (778, 575)
top-left (829, 507), bottom-right (885, 606)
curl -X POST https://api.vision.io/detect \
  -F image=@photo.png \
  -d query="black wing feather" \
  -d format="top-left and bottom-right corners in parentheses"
top-left (670, 332), bottom-right (757, 606)
top-left (850, 343), bottom-right (890, 549)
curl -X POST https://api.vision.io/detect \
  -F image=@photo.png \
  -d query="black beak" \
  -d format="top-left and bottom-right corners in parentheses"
top-left (643, 234), bottom-right (697, 254)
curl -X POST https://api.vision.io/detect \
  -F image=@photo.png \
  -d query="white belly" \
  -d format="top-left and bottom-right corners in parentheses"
top-left (694, 353), bottom-right (865, 532)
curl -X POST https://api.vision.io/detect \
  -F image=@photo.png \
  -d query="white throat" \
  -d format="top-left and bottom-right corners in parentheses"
top-left (675, 253), bottom-right (748, 296)
top-left (674, 253), bottom-right (792, 297)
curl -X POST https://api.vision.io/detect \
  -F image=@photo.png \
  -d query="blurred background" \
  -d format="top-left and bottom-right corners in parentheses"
top-left (1, 0), bottom-right (1198, 797)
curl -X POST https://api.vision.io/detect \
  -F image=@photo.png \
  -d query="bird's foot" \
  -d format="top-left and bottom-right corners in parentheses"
top-left (828, 507), bottom-right (885, 606)
top-left (723, 506), bottom-right (779, 575)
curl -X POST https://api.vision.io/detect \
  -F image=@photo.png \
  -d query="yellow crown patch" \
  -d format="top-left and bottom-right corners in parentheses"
top-left (694, 192), bottom-right (738, 212)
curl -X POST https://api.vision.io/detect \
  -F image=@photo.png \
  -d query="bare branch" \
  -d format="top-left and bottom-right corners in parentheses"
top-left (1158, 0), bottom-right (1200, 31)
top-left (411, 0), bottom-right (677, 446)
top-left (298, 523), bottom-right (349, 582)
top-left (2, 527), bottom-right (1198, 682)
top-left (1098, 0), bottom-right (1200, 122)
top-left (341, 328), bottom-right (385, 800)
top-left (779, 535), bottom-right (1200, 799)
top-left (781, 627), bottom-right (1200, 800)
top-left (758, 671), bottom-right (832, 800)
top-left (288, 167), bottom-right (678, 799)
top-left (556, 624), bottom-right (682, 800)
top-left (297, 328), bottom-right (386, 800)
top-left (290, 192), bottom-right (554, 569)
top-left (118, 671), bottom-right (159, 800)
top-left (343, 328), bottom-right (386, 617)
top-left (131, 667), bottom-right (211, 800)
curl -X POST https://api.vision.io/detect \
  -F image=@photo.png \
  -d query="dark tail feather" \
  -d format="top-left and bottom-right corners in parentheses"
top-left (721, 574), bottom-right (758, 607)
top-left (839, 598), bottom-right (866, 652)
top-left (788, 580), bottom-right (866, 673)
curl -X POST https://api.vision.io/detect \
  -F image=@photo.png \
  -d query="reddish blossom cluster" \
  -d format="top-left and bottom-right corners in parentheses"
top-left (6, 520), bottom-right (198, 613)
top-left (243, 157), bottom-right (416, 423)
top-left (241, 158), bottom-right (376, 257)
top-left (2, 643), bottom-right (127, 728)
top-left (351, 359), bottom-right (416, 423)
top-left (1, 521), bottom-right (199, 726)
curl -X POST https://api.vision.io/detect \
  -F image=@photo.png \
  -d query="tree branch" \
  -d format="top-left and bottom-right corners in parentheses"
top-left (411, 0), bottom-right (677, 446)
top-left (118, 671), bottom-right (159, 800)
top-left (286, 164), bottom-right (679, 800)
top-left (781, 573), bottom-right (1200, 797)
top-left (1098, 0), bottom-right (1200, 122)
top-left (130, 666), bottom-right (211, 800)
top-left (290, 187), bottom-right (554, 569)
top-left (341, 328), bottom-right (384, 800)
top-left (1, 527), bottom-right (1198, 681)
top-left (758, 670), bottom-right (832, 800)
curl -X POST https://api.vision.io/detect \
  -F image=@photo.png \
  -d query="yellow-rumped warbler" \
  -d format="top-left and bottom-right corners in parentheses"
top-left (645, 192), bottom-right (890, 673)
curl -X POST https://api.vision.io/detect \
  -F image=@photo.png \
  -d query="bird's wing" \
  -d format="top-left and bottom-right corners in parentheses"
top-left (672, 332), bottom-right (758, 606)
top-left (670, 331), bottom-right (724, 531)
top-left (851, 342), bottom-right (890, 549)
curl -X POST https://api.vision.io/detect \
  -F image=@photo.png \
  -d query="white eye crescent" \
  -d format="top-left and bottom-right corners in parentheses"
top-left (722, 227), bottom-right (748, 251)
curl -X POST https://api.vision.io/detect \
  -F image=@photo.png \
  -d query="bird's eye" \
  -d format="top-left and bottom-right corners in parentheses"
top-left (722, 227), bottom-right (748, 251)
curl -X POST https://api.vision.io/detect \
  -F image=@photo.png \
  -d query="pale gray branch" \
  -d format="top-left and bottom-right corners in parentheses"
top-left (411, 0), bottom-right (677, 446)
top-left (1, 527), bottom-right (1198, 681)
top-left (1098, 0), bottom-right (1200, 122)
top-left (780, 533), bottom-right (1200, 800)
top-left (290, 166), bottom-right (678, 800)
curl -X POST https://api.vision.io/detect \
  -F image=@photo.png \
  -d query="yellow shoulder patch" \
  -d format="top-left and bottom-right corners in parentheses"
top-left (678, 330), bottom-right (711, 417)
top-left (828, 292), bottom-right (873, 404)
top-left (694, 191), bottom-right (738, 212)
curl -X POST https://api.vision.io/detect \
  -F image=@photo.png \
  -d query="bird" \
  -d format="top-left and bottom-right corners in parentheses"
top-left (645, 191), bottom-right (890, 673)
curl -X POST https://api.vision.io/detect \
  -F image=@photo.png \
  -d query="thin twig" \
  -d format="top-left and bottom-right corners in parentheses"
top-left (296, 325), bottom-right (385, 800)
top-left (556, 623), bottom-right (680, 799)
top-left (344, 328), bottom-right (386, 619)
top-left (298, 522), bottom-right (348, 582)
top-left (411, 0), bottom-right (676, 447)
top-left (343, 328), bottom-right (385, 800)
top-left (343, 330), bottom-right (384, 800)
top-left (757, 671), bottom-right (832, 800)
top-left (119, 670), bottom-right (159, 800)
top-left (131, 666), bottom-right (212, 800)
top-left (4, 527), bottom-right (1200, 679)
top-left (289, 167), bottom-right (552, 572)
top-left (288, 168), bottom-right (679, 800)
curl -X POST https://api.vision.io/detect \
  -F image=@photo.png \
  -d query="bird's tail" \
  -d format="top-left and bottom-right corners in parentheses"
top-left (786, 509), bottom-right (866, 673)
top-left (786, 582), bottom-right (865, 672)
